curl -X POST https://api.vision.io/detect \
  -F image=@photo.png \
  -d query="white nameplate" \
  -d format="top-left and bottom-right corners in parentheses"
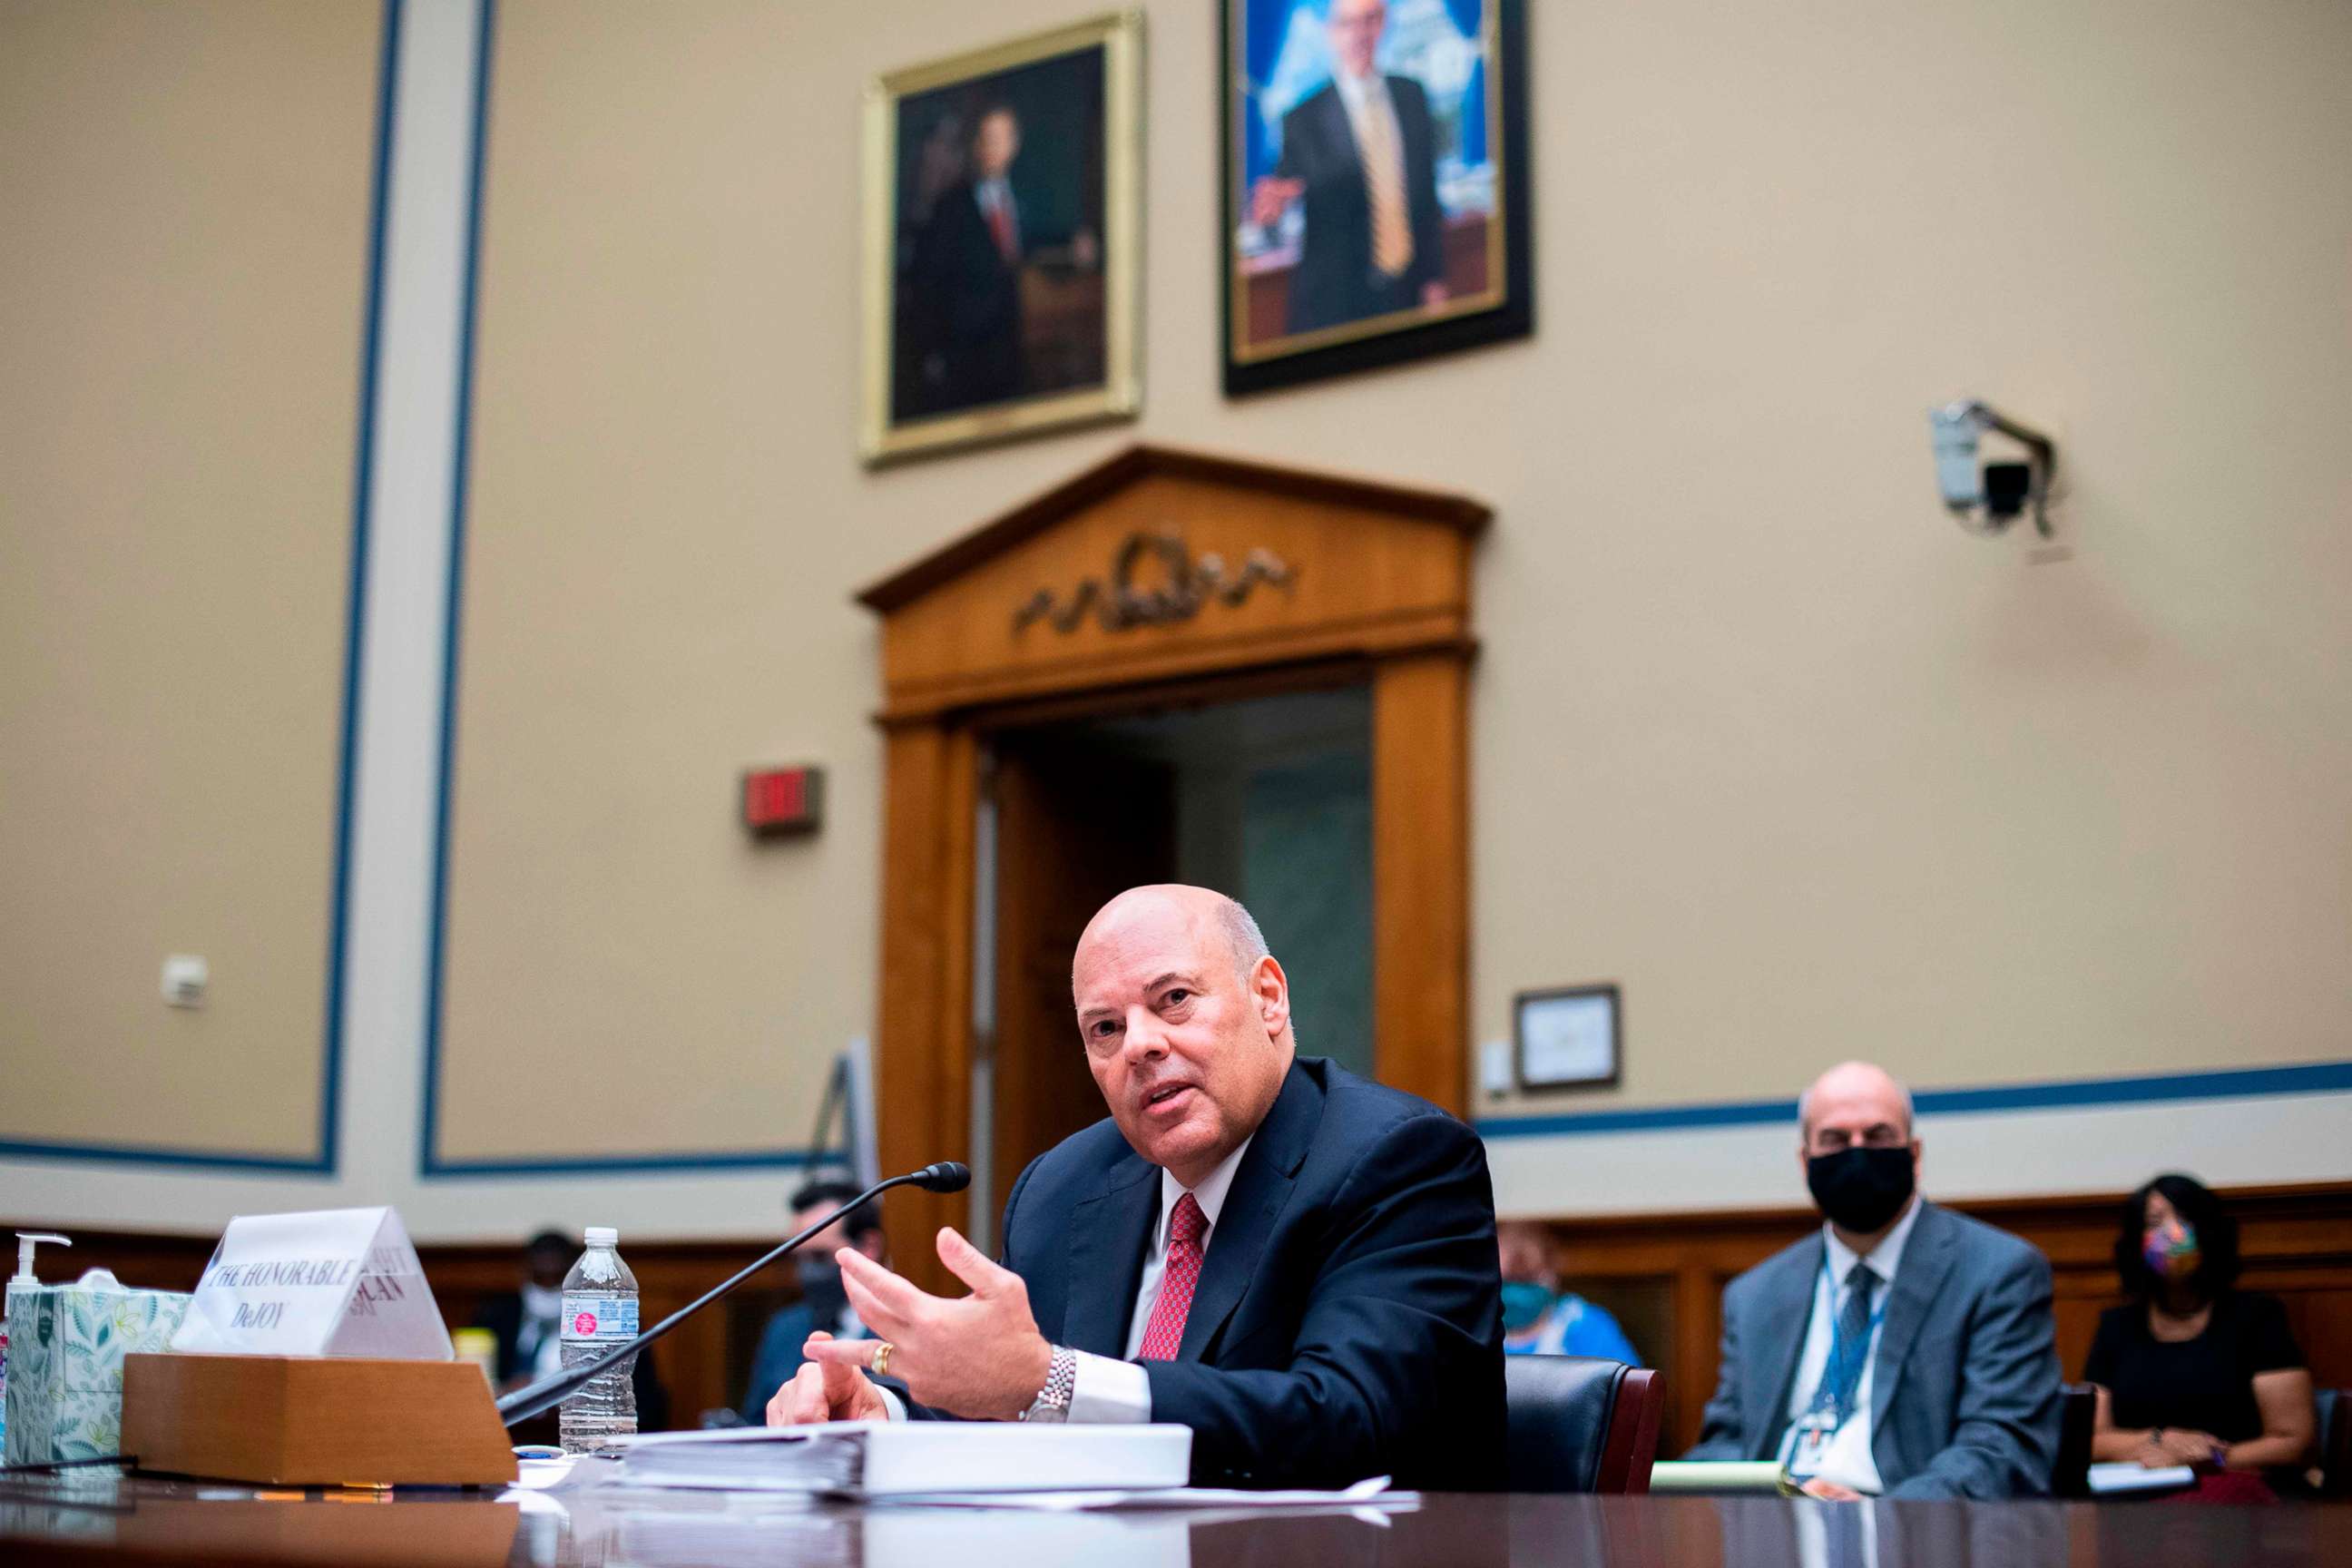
top-left (171, 1206), bottom-right (451, 1360)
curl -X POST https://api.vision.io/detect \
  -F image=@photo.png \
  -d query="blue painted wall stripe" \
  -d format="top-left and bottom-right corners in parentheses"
top-left (11, 0), bottom-right (402, 1175)
top-left (0, 1140), bottom-right (341, 1175)
top-left (426, 1148), bottom-right (828, 1179)
top-left (312, 0), bottom-right (407, 1179)
top-left (417, 0), bottom-right (494, 1181)
top-left (1475, 1061), bottom-right (2352, 1141)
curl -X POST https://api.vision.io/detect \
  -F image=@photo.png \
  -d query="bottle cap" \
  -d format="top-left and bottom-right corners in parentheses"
top-left (584, 1227), bottom-right (618, 1248)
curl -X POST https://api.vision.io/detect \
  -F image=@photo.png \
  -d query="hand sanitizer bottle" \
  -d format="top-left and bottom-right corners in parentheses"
top-left (3, 1234), bottom-right (70, 1458)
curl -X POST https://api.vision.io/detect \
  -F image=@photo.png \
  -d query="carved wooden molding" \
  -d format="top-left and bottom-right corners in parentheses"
top-left (1012, 531), bottom-right (1298, 634)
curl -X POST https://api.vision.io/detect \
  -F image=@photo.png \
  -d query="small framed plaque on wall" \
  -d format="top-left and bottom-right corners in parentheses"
top-left (1514, 984), bottom-right (1620, 1093)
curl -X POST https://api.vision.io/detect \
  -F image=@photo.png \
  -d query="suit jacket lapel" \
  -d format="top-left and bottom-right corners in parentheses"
top-left (1060, 1153), bottom-right (1159, 1358)
top-left (1749, 1236), bottom-right (1823, 1459)
top-left (1871, 1202), bottom-right (1957, 1437)
top-left (1175, 1061), bottom-right (1323, 1363)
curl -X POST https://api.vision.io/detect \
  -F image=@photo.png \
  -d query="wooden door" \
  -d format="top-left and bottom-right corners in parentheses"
top-left (986, 732), bottom-right (1175, 1200)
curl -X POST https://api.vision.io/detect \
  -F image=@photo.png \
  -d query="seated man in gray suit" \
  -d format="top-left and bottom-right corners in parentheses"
top-left (1685, 1061), bottom-right (2061, 1499)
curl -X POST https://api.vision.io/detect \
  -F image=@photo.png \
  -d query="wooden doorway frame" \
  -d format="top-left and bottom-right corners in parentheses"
top-left (857, 446), bottom-right (1487, 1284)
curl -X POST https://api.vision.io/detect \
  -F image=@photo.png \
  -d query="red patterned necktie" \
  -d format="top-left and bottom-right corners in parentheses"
top-left (1135, 1192), bottom-right (1208, 1360)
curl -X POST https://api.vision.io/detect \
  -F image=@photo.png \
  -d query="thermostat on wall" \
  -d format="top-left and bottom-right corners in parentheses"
top-left (743, 765), bottom-right (824, 838)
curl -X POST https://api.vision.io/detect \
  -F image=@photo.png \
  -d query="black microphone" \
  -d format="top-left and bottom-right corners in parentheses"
top-left (495, 1161), bottom-right (970, 1426)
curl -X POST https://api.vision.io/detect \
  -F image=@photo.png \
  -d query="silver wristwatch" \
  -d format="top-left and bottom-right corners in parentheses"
top-left (1019, 1344), bottom-right (1078, 1423)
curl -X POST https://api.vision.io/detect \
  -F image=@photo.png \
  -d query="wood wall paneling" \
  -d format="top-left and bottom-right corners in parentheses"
top-left (35, 1181), bottom-right (2344, 1450)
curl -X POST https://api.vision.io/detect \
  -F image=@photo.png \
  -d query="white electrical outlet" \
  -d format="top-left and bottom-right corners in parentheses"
top-left (1479, 1038), bottom-right (1513, 1097)
top-left (162, 955), bottom-right (209, 1008)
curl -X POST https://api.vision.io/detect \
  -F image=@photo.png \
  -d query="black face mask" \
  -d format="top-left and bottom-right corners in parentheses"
top-left (1807, 1145), bottom-right (1916, 1233)
top-left (800, 1262), bottom-right (849, 1323)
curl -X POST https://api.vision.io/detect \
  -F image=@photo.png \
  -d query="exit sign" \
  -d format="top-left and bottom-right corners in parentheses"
top-left (742, 765), bottom-right (823, 838)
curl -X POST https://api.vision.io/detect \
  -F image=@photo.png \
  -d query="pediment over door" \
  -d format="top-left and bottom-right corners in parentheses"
top-left (858, 445), bottom-right (1490, 719)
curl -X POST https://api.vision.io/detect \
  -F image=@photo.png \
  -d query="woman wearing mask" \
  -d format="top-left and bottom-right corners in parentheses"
top-left (2084, 1173), bottom-right (2315, 1500)
top-left (1496, 1220), bottom-right (1642, 1364)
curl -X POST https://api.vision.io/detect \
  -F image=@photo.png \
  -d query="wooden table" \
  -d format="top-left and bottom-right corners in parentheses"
top-left (2, 1473), bottom-right (2342, 1568)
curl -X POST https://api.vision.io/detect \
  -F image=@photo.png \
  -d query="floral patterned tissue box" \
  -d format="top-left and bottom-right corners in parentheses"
top-left (4, 1274), bottom-right (190, 1466)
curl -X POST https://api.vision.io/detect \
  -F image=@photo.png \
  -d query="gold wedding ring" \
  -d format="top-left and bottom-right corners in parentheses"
top-left (872, 1340), bottom-right (894, 1377)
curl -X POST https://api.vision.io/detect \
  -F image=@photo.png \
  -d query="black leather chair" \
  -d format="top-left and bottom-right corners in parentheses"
top-left (2316, 1387), bottom-right (2345, 1496)
top-left (2053, 1383), bottom-right (2098, 1497)
top-left (1503, 1354), bottom-right (1663, 1494)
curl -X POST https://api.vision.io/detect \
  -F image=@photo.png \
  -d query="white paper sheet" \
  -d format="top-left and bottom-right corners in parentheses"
top-left (2086, 1462), bottom-right (2196, 1495)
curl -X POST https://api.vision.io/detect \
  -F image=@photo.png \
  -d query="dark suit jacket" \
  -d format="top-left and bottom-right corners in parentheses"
top-left (907, 179), bottom-right (1025, 411)
top-left (921, 1056), bottom-right (1504, 1489)
top-left (1683, 1201), bottom-right (2062, 1498)
top-left (1275, 76), bottom-right (1446, 334)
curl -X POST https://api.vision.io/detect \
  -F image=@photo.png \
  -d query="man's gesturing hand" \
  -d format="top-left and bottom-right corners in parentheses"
top-left (766, 1331), bottom-right (889, 1426)
top-left (804, 1228), bottom-right (1054, 1422)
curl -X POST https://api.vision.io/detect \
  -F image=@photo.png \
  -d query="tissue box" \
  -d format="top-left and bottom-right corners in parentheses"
top-left (4, 1274), bottom-right (190, 1465)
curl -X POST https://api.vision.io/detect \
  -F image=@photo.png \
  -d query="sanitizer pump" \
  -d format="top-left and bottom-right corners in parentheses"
top-left (1, 1233), bottom-right (71, 1455)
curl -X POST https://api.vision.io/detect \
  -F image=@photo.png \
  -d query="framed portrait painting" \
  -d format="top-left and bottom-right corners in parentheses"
top-left (861, 15), bottom-right (1143, 465)
top-left (1221, 0), bottom-right (1531, 396)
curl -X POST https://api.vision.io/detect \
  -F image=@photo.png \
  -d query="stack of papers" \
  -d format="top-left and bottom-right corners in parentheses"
top-left (891, 1475), bottom-right (1408, 1512)
top-left (612, 1421), bottom-right (1191, 1498)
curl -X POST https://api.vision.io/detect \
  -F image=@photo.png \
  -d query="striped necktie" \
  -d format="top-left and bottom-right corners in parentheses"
top-left (1354, 85), bottom-right (1413, 278)
top-left (1825, 1263), bottom-right (1878, 1424)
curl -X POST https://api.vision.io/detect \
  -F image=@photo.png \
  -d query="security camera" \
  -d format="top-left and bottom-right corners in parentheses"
top-left (1928, 399), bottom-right (2057, 538)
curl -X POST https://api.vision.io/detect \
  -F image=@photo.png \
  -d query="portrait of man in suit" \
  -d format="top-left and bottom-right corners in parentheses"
top-left (906, 103), bottom-right (1034, 415)
top-left (875, 29), bottom-right (1131, 456)
top-left (1224, 0), bottom-right (1530, 393)
top-left (1250, 0), bottom-right (1448, 335)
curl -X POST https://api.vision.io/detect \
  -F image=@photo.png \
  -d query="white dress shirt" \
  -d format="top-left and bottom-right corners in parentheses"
top-left (1063, 1134), bottom-right (1253, 1422)
top-left (878, 1137), bottom-right (1252, 1424)
top-left (515, 1283), bottom-right (565, 1378)
top-left (974, 176), bottom-right (1019, 256)
top-left (1780, 1196), bottom-right (1924, 1494)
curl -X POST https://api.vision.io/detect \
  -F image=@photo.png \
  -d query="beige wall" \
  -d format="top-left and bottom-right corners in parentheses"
top-left (440, 0), bottom-right (2348, 1165)
top-left (5, 0), bottom-right (2345, 1222)
top-left (0, 0), bottom-right (382, 1158)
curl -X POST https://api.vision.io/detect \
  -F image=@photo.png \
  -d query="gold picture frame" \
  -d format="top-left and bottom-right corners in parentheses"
top-left (860, 14), bottom-right (1144, 466)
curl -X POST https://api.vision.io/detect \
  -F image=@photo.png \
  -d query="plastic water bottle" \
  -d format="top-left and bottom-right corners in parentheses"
top-left (558, 1227), bottom-right (640, 1455)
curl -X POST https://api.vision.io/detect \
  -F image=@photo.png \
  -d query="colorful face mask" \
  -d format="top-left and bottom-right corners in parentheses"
top-left (1499, 1279), bottom-right (1556, 1332)
top-left (2142, 1220), bottom-right (2200, 1281)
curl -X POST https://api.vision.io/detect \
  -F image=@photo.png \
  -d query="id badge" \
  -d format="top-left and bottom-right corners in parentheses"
top-left (1781, 1409), bottom-right (1838, 1480)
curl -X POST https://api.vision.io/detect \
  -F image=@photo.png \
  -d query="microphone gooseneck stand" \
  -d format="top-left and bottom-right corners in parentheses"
top-left (495, 1161), bottom-right (970, 1426)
